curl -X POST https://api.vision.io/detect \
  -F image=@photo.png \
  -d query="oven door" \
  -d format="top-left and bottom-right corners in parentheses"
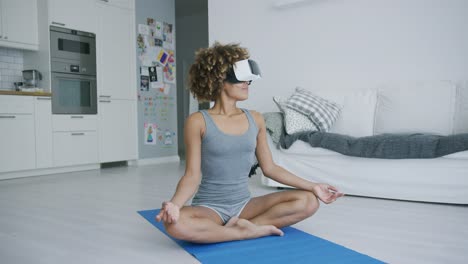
top-left (50, 27), bottom-right (96, 68)
top-left (52, 73), bottom-right (97, 114)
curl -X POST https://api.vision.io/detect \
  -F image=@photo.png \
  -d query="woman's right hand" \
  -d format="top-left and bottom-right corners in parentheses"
top-left (155, 201), bottom-right (180, 224)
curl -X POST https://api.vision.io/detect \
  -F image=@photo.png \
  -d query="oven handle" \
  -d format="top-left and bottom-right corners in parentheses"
top-left (51, 72), bottom-right (96, 81)
top-left (51, 21), bottom-right (66, 27)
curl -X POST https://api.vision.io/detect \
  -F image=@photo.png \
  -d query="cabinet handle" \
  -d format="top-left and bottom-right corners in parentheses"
top-left (99, 100), bottom-right (111, 103)
top-left (0, 115), bottom-right (16, 119)
top-left (70, 116), bottom-right (84, 119)
top-left (71, 133), bottom-right (85, 136)
top-left (36, 97), bottom-right (51, 100)
top-left (3, 36), bottom-right (7, 40)
top-left (99, 95), bottom-right (111, 98)
top-left (100, 0), bottom-right (110, 2)
top-left (52, 21), bottom-right (66, 26)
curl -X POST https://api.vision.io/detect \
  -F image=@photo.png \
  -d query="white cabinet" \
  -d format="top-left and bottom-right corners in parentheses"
top-left (96, 2), bottom-right (135, 100)
top-left (0, 96), bottom-right (35, 173)
top-left (34, 96), bottom-right (53, 169)
top-left (0, 115), bottom-right (36, 173)
top-left (95, 1), bottom-right (137, 163)
top-left (0, 0), bottom-right (39, 50)
top-left (48, 0), bottom-right (96, 33)
top-left (52, 115), bottom-right (99, 167)
top-left (98, 99), bottom-right (137, 163)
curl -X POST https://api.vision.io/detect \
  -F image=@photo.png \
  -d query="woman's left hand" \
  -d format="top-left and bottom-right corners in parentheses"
top-left (312, 183), bottom-right (344, 204)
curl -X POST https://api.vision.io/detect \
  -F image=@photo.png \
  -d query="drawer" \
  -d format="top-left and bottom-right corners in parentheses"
top-left (52, 114), bottom-right (98, 132)
top-left (0, 95), bottom-right (34, 114)
top-left (53, 131), bottom-right (99, 167)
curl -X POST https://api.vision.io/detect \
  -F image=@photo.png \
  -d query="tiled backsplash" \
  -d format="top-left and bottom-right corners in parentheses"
top-left (0, 47), bottom-right (24, 90)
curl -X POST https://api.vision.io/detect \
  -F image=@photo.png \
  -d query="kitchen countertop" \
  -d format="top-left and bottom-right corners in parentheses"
top-left (0, 90), bottom-right (52, 97)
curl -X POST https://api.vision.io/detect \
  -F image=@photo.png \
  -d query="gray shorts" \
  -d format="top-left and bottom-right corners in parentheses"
top-left (192, 198), bottom-right (251, 224)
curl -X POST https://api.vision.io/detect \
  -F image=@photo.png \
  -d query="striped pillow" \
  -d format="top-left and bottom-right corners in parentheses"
top-left (273, 96), bottom-right (318, 134)
top-left (286, 87), bottom-right (342, 132)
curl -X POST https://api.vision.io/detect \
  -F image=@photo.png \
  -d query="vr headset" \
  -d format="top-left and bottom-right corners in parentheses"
top-left (225, 59), bottom-right (261, 84)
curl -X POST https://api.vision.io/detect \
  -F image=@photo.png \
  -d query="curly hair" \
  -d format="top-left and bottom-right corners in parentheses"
top-left (188, 42), bottom-right (250, 102)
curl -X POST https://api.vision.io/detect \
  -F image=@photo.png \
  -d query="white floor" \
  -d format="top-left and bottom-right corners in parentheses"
top-left (0, 162), bottom-right (467, 264)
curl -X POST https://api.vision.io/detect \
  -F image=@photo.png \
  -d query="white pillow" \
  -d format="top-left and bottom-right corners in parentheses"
top-left (454, 81), bottom-right (468, 134)
top-left (294, 87), bottom-right (378, 137)
top-left (374, 81), bottom-right (456, 136)
top-left (273, 96), bottom-right (317, 134)
top-left (286, 87), bottom-right (342, 132)
top-left (329, 89), bottom-right (377, 137)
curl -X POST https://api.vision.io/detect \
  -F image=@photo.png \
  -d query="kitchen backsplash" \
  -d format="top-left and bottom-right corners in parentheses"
top-left (0, 47), bottom-right (24, 90)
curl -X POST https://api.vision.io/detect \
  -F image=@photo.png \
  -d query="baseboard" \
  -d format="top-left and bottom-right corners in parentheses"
top-left (0, 156), bottom-right (181, 180)
top-left (132, 155), bottom-right (180, 166)
top-left (0, 164), bottom-right (100, 181)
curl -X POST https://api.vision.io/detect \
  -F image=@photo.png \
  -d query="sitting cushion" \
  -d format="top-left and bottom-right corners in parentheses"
top-left (273, 96), bottom-right (317, 134)
top-left (374, 81), bottom-right (456, 135)
top-left (286, 87), bottom-right (342, 132)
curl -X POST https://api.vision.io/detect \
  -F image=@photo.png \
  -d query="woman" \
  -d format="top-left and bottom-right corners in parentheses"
top-left (156, 42), bottom-right (344, 243)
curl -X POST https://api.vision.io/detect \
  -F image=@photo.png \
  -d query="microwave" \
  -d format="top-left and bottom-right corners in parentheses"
top-left (50, 26), bottom-right (96, 71)
top-left (50, 26), bottom-right (97, 115)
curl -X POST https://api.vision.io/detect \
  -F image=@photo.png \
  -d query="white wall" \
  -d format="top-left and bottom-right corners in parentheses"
top-left (209, 0), bottom-right (468, 112)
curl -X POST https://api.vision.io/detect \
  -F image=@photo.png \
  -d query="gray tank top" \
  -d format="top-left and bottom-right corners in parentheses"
top-left (192, 108), bottom-right (258, 205)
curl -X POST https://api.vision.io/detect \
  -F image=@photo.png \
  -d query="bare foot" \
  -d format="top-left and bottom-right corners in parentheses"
top-left (225, 216), bottom-right (239, 227)
top-left (235, 218), bottom-right (284, 239)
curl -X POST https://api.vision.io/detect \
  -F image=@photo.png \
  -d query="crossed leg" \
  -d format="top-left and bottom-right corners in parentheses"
top-left (163, 206), bottom-right (283, 243)
top-left (239, 189), bottom-right (319, 228)
top-left (163, 189), bottom-right (319, 243)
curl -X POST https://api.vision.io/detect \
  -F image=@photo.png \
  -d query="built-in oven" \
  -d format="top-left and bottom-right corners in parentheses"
top-left (50, 26), bottom-right (97, 114)
top-left (51, 72), bottom-right (97, 114)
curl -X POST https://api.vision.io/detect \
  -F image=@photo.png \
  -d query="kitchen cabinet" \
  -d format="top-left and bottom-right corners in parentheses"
top-left (52, 114), bottom-right (99, 167)
top-left (98, 99), bottom-right (137, 163)
top-left (0, 96), bottom-right (35, 173)
top-left (34, 96), bottom-right (53, 169)
top-left (96, 1), bottom-right (135, 100)
top-left (48, 0), bottom-right (96, 33)
top-left (0, 0), bottom-right (39, 50)
top-left (95, 0), bottom-right (137, 163)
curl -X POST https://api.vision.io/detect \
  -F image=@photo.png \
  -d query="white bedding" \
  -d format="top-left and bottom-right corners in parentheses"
top-left (261, 134), bottom-right (468, 204)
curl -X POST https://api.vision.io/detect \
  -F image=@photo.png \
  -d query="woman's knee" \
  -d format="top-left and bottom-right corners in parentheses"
top-left (299, 191), bottom-right (320, 217)
top-left (164, 221), bottom-right (191, 241)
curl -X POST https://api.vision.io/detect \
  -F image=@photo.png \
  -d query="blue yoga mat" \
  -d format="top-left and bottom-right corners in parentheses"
top-left (138, 209), bottom-right (384, 264)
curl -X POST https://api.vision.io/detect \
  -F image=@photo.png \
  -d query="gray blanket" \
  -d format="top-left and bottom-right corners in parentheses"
top-left (280, 131), bottom-right (468, 159)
